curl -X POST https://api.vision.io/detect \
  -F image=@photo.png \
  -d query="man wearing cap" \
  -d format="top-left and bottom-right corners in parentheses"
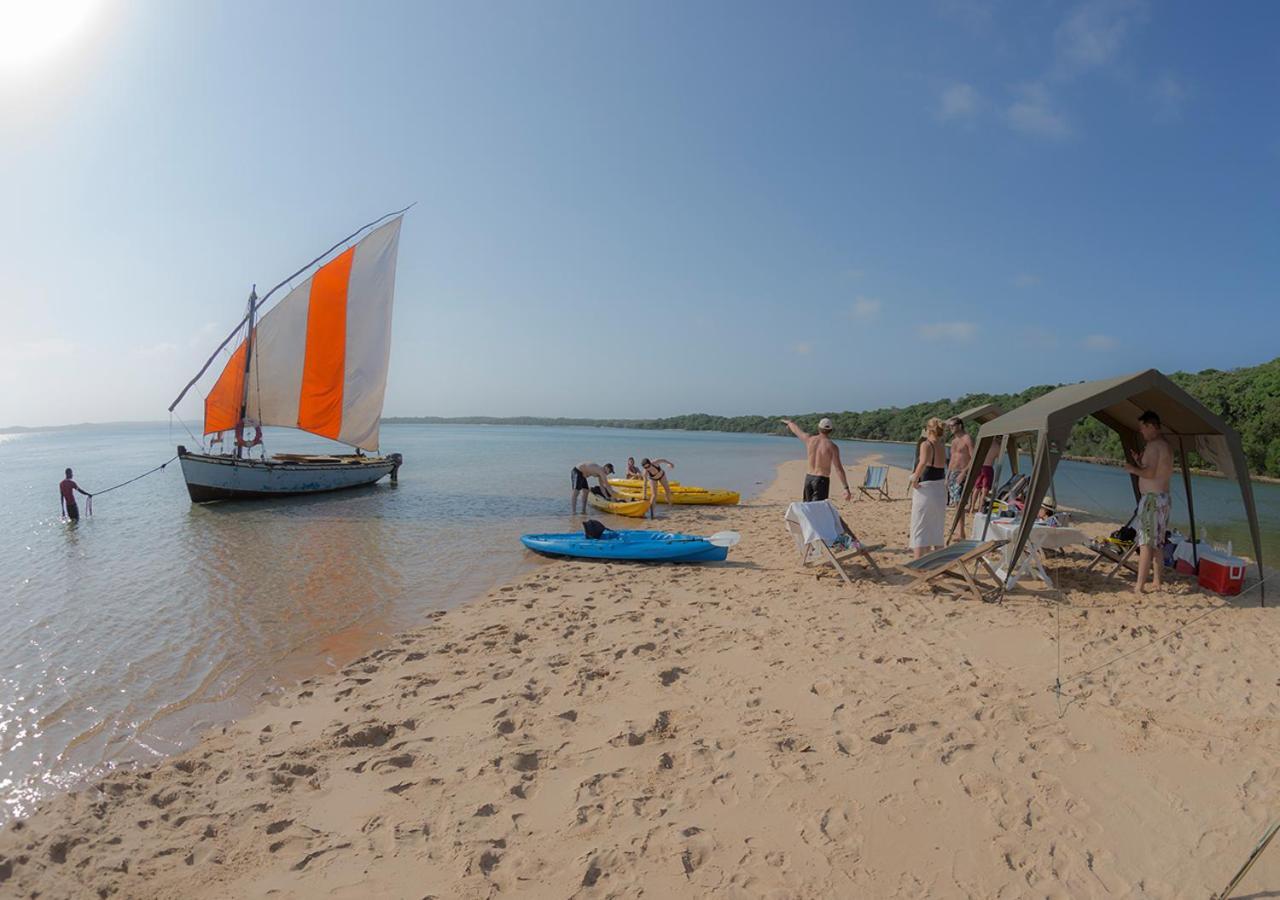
top-left (781, 418), bottom-right (851, 502)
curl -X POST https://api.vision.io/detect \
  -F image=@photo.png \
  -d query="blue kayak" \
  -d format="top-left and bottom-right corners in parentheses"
top-left (521, 529), bottom-right (729, 562)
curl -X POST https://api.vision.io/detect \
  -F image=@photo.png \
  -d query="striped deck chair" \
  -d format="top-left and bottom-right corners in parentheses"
top-left (784, 501), bottom-right (884, 586)
top-left (857, 465), bottom-right (891, 501)
top-left (899, 539), bottom-right (1006, 603)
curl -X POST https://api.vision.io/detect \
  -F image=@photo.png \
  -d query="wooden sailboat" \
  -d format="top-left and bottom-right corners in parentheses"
top-left (169, 210), bottom-right (408, 503)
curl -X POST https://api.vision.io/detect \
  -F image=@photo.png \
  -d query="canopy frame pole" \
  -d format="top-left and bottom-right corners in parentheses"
top-left (979, 434), bottom-right (1011, 544)
top-left (1178, 435), bottom-right (1198, 569)
top-left (949, 434), bottom-right (986, 544)
top-left (1003, 431), bottom-right (1056, 592)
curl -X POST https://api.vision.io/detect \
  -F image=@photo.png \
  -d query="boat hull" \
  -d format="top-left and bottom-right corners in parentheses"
top-left (177, 449), bottom-right (399, 503)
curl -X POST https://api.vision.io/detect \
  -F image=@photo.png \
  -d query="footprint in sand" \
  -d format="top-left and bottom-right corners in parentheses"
top-left (659, 666), bottom-right (688, 686)
top-left (831, 703), bottom-right (861, 756)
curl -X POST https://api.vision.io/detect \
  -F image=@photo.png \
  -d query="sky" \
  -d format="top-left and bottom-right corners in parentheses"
top-left (1, 0), bottom-right (1277, 428)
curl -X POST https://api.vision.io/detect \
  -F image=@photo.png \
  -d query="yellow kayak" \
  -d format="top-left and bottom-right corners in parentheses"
top-left (613, 485), bottom-right (740, 506)
top-left (587, 491), bottom-right (653, 518)
top-left (608, 477), bottom-right (682, 490)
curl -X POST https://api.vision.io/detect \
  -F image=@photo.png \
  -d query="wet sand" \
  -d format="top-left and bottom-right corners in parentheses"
top-left (1, 459), bottom-right (1276, 898)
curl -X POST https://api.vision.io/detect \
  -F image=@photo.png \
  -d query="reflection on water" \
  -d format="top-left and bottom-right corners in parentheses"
top-left (1, 423), bottom-right (1275, 823)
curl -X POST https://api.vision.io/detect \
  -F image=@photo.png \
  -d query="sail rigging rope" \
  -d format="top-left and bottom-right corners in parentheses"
top-left (81, 455), bottom-right (179, 515)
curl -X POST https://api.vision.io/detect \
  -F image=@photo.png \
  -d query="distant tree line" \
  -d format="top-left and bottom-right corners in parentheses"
top-left (385, 357), bottom-right (1280, 477)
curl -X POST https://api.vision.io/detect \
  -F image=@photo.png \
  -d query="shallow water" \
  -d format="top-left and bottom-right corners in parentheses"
top-left (1, 423), bottom-right (1274, 823)
top-left (0, 424), bottom-right (809, 822)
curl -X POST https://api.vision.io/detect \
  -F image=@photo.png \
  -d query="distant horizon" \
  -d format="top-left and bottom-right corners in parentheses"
top-left (4, 350), bottom-right (1273, 434)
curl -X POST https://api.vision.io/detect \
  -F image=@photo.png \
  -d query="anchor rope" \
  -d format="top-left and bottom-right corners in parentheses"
top-left (81, 455), bottom-right (179, 515)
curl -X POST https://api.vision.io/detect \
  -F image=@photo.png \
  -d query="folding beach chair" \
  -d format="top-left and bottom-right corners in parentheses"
top-left (899, 539), bottom-right (1007, 603)
top-left (1084, 505), bottom-right (1140, 580)
top-left (784, 501), bottom-right (884, 585)
top-left (1085, 537), bottom-right (1139, 579)
top-left (856, 465), bottom-right (891, 501)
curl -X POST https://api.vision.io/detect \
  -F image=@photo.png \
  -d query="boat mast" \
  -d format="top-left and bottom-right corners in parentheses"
top-left (235, 286), bottom-right (258, 460)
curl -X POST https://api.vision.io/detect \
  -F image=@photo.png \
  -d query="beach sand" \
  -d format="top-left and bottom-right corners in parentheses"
top-left (2, 459), bottom-right (1277, 898)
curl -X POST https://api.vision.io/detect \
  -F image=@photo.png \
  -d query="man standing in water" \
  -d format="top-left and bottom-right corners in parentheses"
top-left (571, 462), bottom-right (615, 514)
top-left (1124, 410), bottom-right (1174, 596)
top-left (59, 468), bottom-right (91, 522)
top-left (781, 417), bottom-right (852, 502)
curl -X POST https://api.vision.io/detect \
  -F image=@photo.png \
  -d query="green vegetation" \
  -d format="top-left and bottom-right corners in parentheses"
top-left (386, 357), bottom-right (1280, 477)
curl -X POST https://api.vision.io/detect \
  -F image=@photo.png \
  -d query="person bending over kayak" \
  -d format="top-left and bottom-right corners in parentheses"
top-left (571, 462), bottom-right (615, 514)
top-left (781, 417), bottom-right (851, 502)
top-left (640, 457), bottom-right (675, 507)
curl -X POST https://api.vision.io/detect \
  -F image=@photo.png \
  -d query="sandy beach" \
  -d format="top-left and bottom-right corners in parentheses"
top-left (2, 458), bottom-right (1276, 898)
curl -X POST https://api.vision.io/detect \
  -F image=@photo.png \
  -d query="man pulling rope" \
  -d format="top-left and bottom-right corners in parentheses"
top-left (57, 456), bottom-right (178, 520)
top-left (58, 468), bottom-right (92, 522)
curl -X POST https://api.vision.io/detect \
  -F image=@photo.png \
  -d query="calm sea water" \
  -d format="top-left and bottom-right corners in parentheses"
top-left (1, 423), bottom-right (1275, 822)
top-left (0, 424), bottom-right (805, 822)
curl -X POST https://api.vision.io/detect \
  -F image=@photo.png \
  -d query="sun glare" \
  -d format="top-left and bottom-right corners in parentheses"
top-left (0, 0), bottom-right (103, 69)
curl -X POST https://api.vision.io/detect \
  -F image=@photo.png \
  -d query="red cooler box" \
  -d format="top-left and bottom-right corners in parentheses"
top-left (1197, 549), bottom-right (1246, 595)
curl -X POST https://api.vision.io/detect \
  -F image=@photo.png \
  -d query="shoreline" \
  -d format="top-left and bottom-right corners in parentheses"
top-left (2, 458), bottom-right (1276, 897)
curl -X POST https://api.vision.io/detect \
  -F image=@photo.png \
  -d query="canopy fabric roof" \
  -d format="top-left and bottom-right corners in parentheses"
top-left (953, 403), bottom-right (1005, 425)
top-left (974, 371), bottom-right (1238, 447)
top-left (956, 369), bottom-right (1264, 601)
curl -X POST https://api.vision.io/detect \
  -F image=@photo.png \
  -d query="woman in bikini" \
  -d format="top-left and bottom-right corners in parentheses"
top-left (625, 457), bottom-right (642, 479)
top-left (640, 457), bottom-right (675, 510)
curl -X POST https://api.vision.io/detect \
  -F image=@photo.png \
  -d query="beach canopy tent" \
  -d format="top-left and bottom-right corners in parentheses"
top-left (954, 369), bottom-right (1265, 602)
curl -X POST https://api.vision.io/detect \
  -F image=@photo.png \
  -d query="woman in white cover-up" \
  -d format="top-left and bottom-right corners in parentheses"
top-left (909, 418), bottom-right (948, 558)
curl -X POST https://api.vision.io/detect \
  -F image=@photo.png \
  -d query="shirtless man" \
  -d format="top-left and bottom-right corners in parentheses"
top-left (59, 468), bottom-right (91, 522)
top-left (571, 462), bottom-right (615, 514)
top-left (946, 418), bottom-right (974, 509)
top-left (781, 417), bottom-right (851, 502)
top-left (1123, 410), bottom-right (1174, 596)
top-left (944, 417), bottom-right (976, 537)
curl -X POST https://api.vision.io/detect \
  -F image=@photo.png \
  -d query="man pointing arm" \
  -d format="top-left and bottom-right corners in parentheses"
top-left (782, 417), bottom-right (851, 502)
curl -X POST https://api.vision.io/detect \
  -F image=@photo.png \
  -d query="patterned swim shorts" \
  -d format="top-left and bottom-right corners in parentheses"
top-left (1135, 492), bottom-right (1171, 548)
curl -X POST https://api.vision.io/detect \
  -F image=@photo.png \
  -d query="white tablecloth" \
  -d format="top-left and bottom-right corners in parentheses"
top-left (971, 515), bottom-right (1088, 587)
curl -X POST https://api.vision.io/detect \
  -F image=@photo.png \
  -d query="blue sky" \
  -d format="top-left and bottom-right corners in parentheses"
top-left (2, 0), bottom-right (1277, 427)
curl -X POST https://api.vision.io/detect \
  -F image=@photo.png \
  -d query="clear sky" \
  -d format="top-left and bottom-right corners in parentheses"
top-left (2, 0), bottom-right (1277, 428)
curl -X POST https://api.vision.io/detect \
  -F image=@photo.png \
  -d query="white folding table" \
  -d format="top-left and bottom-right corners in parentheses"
top-left (971, 515), bottom-right (1087, 588)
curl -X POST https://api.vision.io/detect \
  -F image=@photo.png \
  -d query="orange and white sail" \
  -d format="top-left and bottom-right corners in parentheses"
top-left (204, 216), bottom-right (402, 451)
